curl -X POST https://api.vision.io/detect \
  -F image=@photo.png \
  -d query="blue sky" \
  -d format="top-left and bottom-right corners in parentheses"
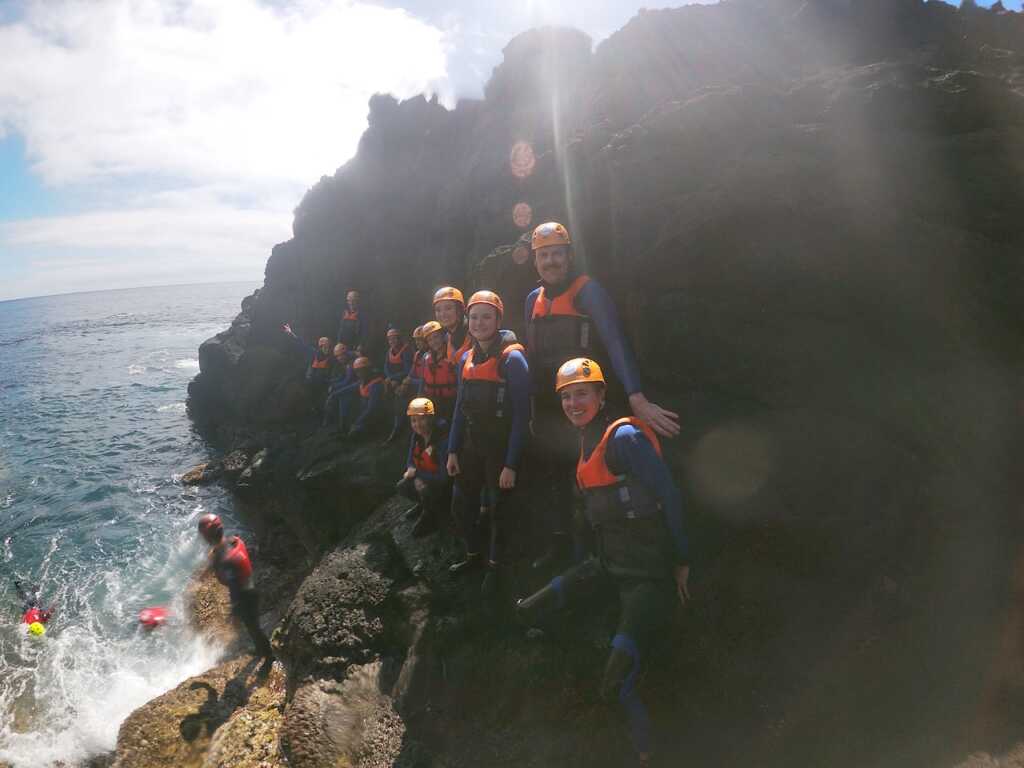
top-left (0, 0), bottom-right (1019, 301)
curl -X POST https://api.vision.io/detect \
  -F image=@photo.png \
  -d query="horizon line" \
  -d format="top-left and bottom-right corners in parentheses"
top-left (0, 278), bottom-right (263, 306)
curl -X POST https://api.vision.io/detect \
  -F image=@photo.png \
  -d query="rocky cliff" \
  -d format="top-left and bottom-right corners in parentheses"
top-left (170, 1), bottom-right (1024, 766)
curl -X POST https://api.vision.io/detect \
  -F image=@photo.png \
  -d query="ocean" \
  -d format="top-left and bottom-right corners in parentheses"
top-left (0, 282), bottom-right (259, 767)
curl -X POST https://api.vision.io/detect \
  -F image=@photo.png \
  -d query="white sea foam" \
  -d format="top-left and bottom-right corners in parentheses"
top-left (174, 359), bottom-right (200, 370)
top-left (157, 403), bottom-right (187, 414)
top-left (127, 364), bottom-right (145, 375)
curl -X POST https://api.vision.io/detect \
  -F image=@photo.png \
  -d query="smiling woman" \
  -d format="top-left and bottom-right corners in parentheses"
top-left (0, 0), bottom-right (449, 301)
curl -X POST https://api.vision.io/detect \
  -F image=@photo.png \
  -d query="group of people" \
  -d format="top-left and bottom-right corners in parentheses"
top-left (278, 221), bottom-right (689, 765)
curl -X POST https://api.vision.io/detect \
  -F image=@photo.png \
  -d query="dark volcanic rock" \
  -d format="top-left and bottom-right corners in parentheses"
top-left (186, 2), bottom-right (1024, 767)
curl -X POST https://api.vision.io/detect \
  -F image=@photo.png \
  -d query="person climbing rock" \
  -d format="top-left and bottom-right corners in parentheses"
top-left (383, 327), bottom-right (414, 445)
top-left (516, 358), bottom-right (690, 768)
top-left (433, 286), bottom-right (472, 365)
top-left (323, 343), bottom-right (357, 430)
top-left (346, 356), bottom-right (387, 439)
top-left (524, 221), bottom-right (680, 573)
top-left (446, 290), bottom-right (530, 597)
top-left (418, 321), bottom-right (458, 420)
top-left (282, 324), bottom-right (336, 407)
top-left (397, 397), bottom-right (451, 538)
top-left (196, 514), bottom-right (274, 664)
top-left (337, 289), bottom-right (370, 350)
top-left (14, 578), bottom-right (53, 634)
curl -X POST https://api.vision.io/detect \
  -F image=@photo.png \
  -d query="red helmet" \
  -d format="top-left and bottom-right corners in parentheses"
top-left (197, 513), bottom-right (224, 543)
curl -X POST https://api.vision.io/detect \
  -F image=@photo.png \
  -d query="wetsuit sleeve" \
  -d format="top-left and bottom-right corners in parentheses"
top-left (606, 426), bottom-right (689, 564)
top-left (502, 349), bottom-right (530, 470)
top-left (448, 354), bottom-right (468, 456)
top-left (406, 433), bottom-right (416, 470)
top-left (575, 280), bottom-right (643, 396)
top-left (524, 289), bottom-right (541, 394)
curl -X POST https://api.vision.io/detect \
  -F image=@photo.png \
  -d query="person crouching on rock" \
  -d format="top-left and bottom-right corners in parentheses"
top-left (282, 324), bottom-right (335, 409)
top-left (515, 358), bottom-right (690, 768)
top-left (418, 321), bottom-right (458, 421)
top-left (197, 514), bottom-right (274, 663)
top-left (382, 328), bottom-right (414, 445)
top-left (446, 290), bottom-right (529, 597)
top-left (345, 357), bottom-right (387, 440)
top-left (397, 397), bottom-right (451, 538)
top-left (324, 343), bottom-right (357, 430)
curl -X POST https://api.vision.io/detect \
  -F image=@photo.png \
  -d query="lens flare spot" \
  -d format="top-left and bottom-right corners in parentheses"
top-left (510, 141), bottom-right (536, 179)
top-left (512, 202), bottom-right (533, 228)
top-left (687, 424), bottom-right (774, 513)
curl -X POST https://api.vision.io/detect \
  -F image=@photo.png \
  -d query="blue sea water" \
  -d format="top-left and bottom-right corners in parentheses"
top-left (0, 282), bottom-right (258, 767)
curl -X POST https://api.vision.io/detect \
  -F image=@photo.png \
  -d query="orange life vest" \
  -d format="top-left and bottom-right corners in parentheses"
top-left (577, 417), bottom-right (662, 524)
top-left (422, 353), bottom-right (458, 402)
top-left (459, 337), bottom-right (524, 427)
top-left (339, 308), bottom-right (360, 345)
top-left (388, 343), bottom-right (409, 367)
top-left (411, 351), bottom-right (427, 381)
top-left (360, 376), bottom-right (385, 399)
top-left (447, 329), bottom-right (472, 367)
top-left (527, 275), bottom-right (597, 379)
top-left (412, 438), bottom-right (440, 474)
top-left (213, 536), bottom-right (253, 590)
top-left (311, 352), bottom-right (331, 369)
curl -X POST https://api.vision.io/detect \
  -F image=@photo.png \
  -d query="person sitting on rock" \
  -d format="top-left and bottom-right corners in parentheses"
top-left (418, 321), bottom-right (458, 421)
top-left (446, 291), bottom-right (529, 597)
top-left (397, 397), bottom-right (451, 538)
top-left (323, 343), bottom-right (357, 429)
top-left (282, 324), bottom-right (335, 405)
top-left (524, 221), bottom-right (681, 574)
top-left (400, 325), bottom-right (429, 399)
top-left (196, 514), bottom-right (274, 665)
top-left (345, 356), bottom-right (387, 439)
top-left (433, 286), bottom-right (472, 365)
top-left (516, 358), bottom-right (690, 768)
top-left (382, 328), bottom-right (414, 445)
top-left (337, 289), bottom-right (370, 350)
top-left (14, 578), bottom-right (53, 631)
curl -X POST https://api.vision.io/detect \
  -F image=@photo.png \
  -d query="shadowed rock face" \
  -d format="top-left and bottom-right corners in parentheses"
top-left (184, 1), bottom-right (1024, 766)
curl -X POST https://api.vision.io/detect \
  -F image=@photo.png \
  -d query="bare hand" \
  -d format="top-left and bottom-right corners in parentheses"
top-left (447, 454), bottom-right (461, 477)
top-left (402, 466), bottom-right (416, 481)
top-left (281, 323), bottom-right (294, 336)
top-left (629, 393), bottom-right (680, 438)
top-left (674, 564), bottom-right (691, 607)
top-left (499, 467), bottom-right (517, 490)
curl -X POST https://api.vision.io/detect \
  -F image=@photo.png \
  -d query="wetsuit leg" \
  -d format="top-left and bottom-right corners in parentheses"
top-left (601, 579), bottom-right (675, 757)
top-left (233, 588), bottom-right (273, 659)
top-left (397, 477), bottom-right (419, 504)
top-left (453, 443), bottom-right (486, 558)
top-left (530, 399), bottom-right (579, 566)
top-left (515, 557), bottom-right (604, 624)
top-left (14, 580), bottom-right (38, 611)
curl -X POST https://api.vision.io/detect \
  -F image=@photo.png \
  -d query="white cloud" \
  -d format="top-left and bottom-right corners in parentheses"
top-left (0, 0), bottom-right (450, 299)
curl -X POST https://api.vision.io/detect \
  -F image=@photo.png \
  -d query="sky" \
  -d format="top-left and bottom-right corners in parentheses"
top-left (0, 0), bottom-right (1019, 301)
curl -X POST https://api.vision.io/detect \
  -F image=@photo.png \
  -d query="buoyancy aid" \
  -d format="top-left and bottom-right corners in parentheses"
top-left (411, 351), bottom-right (427, 381)
top-left (21, 607), bottom-right (47, 625)
top-left (527, 275), bottom-right (596, 378)
top-left (339, 308), bottom-right (360, 345)
top-left (359, 376), bottom-right (385, 399)
top-left (387, 343), bottom-right (410, 369)
top-left (422, 353), bottom-right (458, 402)
top-left (446, 326), bottom-right (472, 366)
top-left (213, 536), bottom-right (253, 591)
top-left (311, 348), bottom-right (332, 369)
top-left (412, 437), bottom-right (441, 474)
top-left (459, 334), bottom-right (525, 429)
top-left (577, 417), bottom-right (662, 525)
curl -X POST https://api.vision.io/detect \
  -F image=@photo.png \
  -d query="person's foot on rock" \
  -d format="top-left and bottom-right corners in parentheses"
top-left (449, 553), bottom-right (482, 576)
top-left (411, 510), bottom-right (437, 538)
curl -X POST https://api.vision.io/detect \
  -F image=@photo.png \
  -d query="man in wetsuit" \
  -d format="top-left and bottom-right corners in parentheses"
top-left (517, 358), bottom-right (689, 768)
top-left (14, 579), bottom-right (53, 627)
top-left (197, 514), bottom-right (274, 663)
top-left (524, 221), bottom-right (680, 572)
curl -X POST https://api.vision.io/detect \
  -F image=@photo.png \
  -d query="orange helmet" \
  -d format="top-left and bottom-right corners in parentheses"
top-left (333, 343), bottom-right (347, 356)
top-left (421, 320), bottom-right (444, 337)
top-left (386, 328), bottom-right (400, 339)
top-left (353, 356), bottom-right (372, 370)
top-left (531, 221), bottom-right (571, 251)
top-left (412, 325), bottom-right (425, 340)
top-left (433, 286), bottom-right (465, 307)
top-left (466, 290), bottom-right (504, 318)
top-left (555, 358), bottom-right (605, 392)
top-left (407, 397), bottom-right (435, 416)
